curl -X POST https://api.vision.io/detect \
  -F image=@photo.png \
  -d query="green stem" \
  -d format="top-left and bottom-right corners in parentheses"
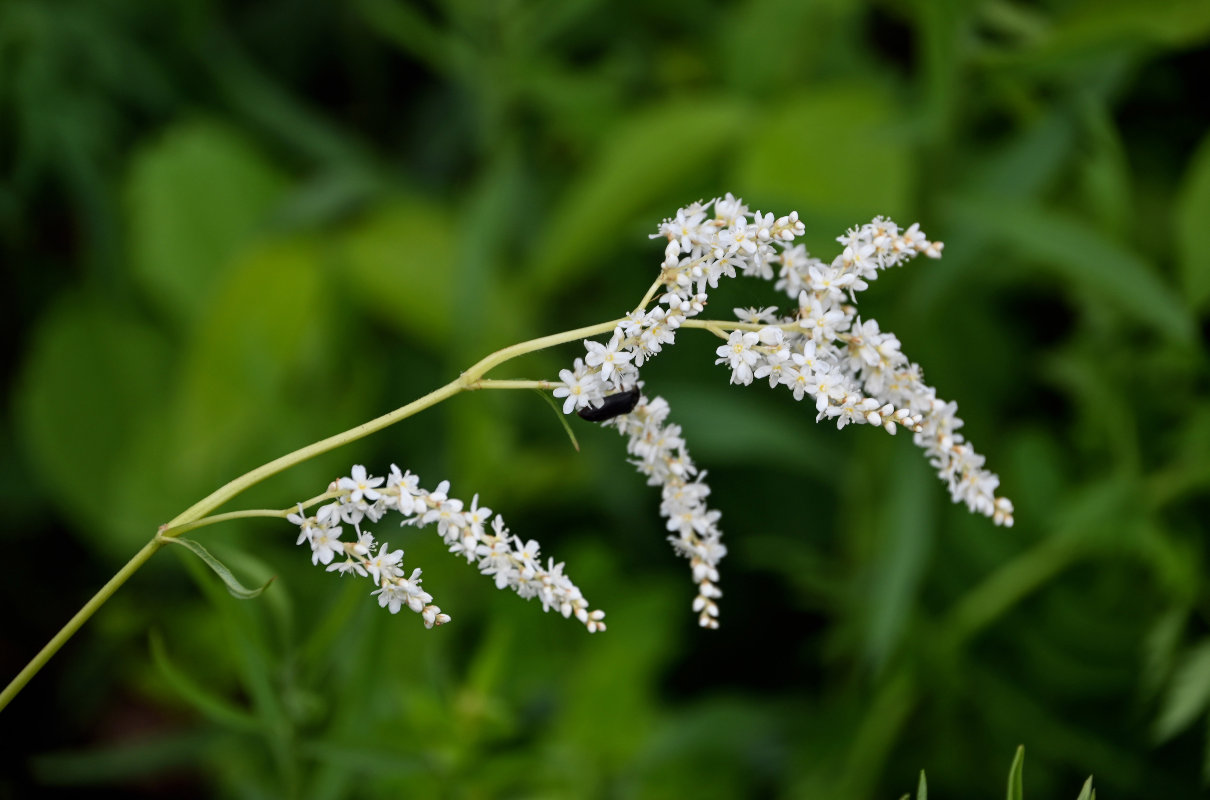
top-left (168, 317), bottom-right (623, 528)
top-left (467, 379), bottom-right (555, 391)
top-left (0, 316), bottom-right (621, 711)
top-left (0, 311), bottom-right (757, 711)
top-left (164, 509), bottom-right (293, 537)
top-left (0, 537), bottom-right (166, 712)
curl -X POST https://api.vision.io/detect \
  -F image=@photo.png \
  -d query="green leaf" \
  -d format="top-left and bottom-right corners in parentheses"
top-left (1175, 131), bottom-right (1210, 309)
top-left (661, 384), bottom-right (845, 486)
top-left (528, 97), bottom-right (749, 293)
top-left (163, 536), bottom-right (275, 599)
top-left (1154, 639), bottom-right (1210, 742)
top-left (1075, 776), bottom-right (1096, 800)
top-left (736, 85), bottom-right (913, 232)
top-left (1012, 0), bottom-right (1210, 68)
top-left (14, 293), bottom-right (173, 558)
top-left (149, 630), bottom-right (262, 731)
top-left (863, 446), bottom-right (935, 673)
top-left (917, 770), bottom-right (928, 800)
top-left (174, 236), bottom-right (329, 480)
top-left (945, 197), bottom-right (1197, 345)
top-left (30, 729), bottom-right (217, 786)
top-left (126, 121), bottom-right (288, 325)
top-left (533, 389), bottom-right (579, 452)
top-left (336, 198), bottom-right (457, 346)
top-left (1006, 745), bottom-right (1025, 800)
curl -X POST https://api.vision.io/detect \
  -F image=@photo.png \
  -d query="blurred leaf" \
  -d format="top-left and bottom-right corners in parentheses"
top-left (1075, 776), bottom-right (1096, 800)
top-left (1143, 606), bottom-right (1191, 698)
top-left (14, 292), bottom-right (172, 557)
top-left (336, 199), bottom-right (457, 347)
top-left (149, 630), bottom-right (261, 733)
top-left (838, 670), bottom-right (918, 799)
top-left (30, 729), bottom-right (216, 786)
top-left (204, 34), bottom-right (372, 168)
top-left (1154, 639), bottom-right (1210, 742)
top-left (174, 236), bottom-right (328, 481)
top-left (127, 121), bottom-right (288, 325)
top-left (1076, 103), bottom-right (1131, 234)
top-left (717, 0), bottom-right (817, 92)
top-left (1175, 131), bottom-right (1210, 309)
top-left (946, 197), bottom-right (1197, 345)
top-left (355, 0), bottom-right (473, 80)
top-left (961, 111), bottom-right (1076, 201)
top-left (662, 383), bottom-right (845, 485)
top-left (863, 446), bottom-right (934, 672)
top-left (737, 85), bottom-right (913, 229)
top-left (1145, 404), bottom-right (1210, 510)
top-left (1006, 745), bottom-right (1025, 800)
top-left (1017, 0), bottom-right (1210, 68)
top-left (918, 770), bottom-right (928, 800)
top-left (534, 389), bottom-right (580, 452)
top-left (529, 97), bottom-right (749, 292)
top-left (179, 552), bottom-right (296, 787)
top-left (164, 536), bottom-right (275, 599)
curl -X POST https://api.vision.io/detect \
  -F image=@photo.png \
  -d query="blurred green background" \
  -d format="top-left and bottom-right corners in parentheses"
top-left (2, 0), bottom-right (1208, 796)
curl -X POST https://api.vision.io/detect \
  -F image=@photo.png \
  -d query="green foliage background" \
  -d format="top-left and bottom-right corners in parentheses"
top-left (1, 0), bottom-right (1208, 796)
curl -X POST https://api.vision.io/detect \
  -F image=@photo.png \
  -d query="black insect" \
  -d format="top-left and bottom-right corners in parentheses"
top-left (577, 388), bottom-right (641, 422)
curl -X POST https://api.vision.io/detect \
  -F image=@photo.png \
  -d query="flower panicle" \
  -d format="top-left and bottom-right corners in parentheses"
top-left (288, 465), bottom-right (605, 633)
top-left (605, 393), bottom-right (725, 628)
top-left (549, 195), bottom-right (1012, 630)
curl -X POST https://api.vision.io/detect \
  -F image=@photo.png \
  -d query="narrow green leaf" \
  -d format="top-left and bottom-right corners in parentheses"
top-left (864, 446), bottom-right (934, 672)
top-left (149, 631), bottom-right (261, 733)
top-left (164, 535), bottom-right (275, 599)
top-left (1175, 131), bottom-right (1210, 309)
top-left (533, 389), bottom-right (580, 452)
top-left (945, 197), bottom-right (1196, 345)
top-left (30, 729), bottom-right (217, 785)
top-left (1007, 745), bottom-right (1025, 800)
top-left (1155, 639), bottom-right (1210, 742)
top-left (917, 770), bottom-right (928, 800)
top-left (529, 97), bottom-right (748, 293)
top-left (1075, 776), bottom-right (1096, 800)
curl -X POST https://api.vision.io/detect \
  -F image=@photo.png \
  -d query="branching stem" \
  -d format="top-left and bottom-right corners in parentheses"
top-left (0, 310), bottom-right (757, 712)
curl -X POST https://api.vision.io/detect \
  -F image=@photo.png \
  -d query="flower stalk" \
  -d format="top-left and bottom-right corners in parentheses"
top-left (1, 194), bottom-right (1013, 713)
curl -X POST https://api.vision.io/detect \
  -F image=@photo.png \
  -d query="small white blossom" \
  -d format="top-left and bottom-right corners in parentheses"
top-left (715, 330), bottom-right (761, 385)
top-left (290, 466), bottom-right (605, 631)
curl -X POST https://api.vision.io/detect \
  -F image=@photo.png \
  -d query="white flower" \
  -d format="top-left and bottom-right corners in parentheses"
top-left (715, 330), bottom-right (761, 385)
top-left (295, 465), bottom-right (607, 630)
top-left (309, 525), bottom-right (342, 566)
top-left (386, 464), bottom-right (420, 515)
top-left (584, 334), bottom-right (634, 383)
top-left (366, 543), bottom-right (404, 584)
top-left (339, 464), bottom-right (384, 505)
top-left (553, 358), bottom-right (603, 414)
top-left (799, 294), bottom-right (849, 342)
top-left (465, 494), bottom-right (492, 535)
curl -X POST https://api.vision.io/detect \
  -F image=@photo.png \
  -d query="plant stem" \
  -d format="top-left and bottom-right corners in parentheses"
top-left (0, 537), bottom-right (166, 712)
top-left (0, 311), bottom-right (755, 711)
top-left (0, 317), bottom-right (619, 711)
top-left (467, 379), bottom-right (555, 390)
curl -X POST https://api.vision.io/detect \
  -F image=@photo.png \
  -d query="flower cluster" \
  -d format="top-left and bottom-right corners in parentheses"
top-left (722, 213), bottom-right (1014, 525)
top-left (288, 465), bottom-right (605, 632)
top-left (554, 195), bottom-right (1014, 628)
top-left (605, 393), bottom-right (725, 628)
